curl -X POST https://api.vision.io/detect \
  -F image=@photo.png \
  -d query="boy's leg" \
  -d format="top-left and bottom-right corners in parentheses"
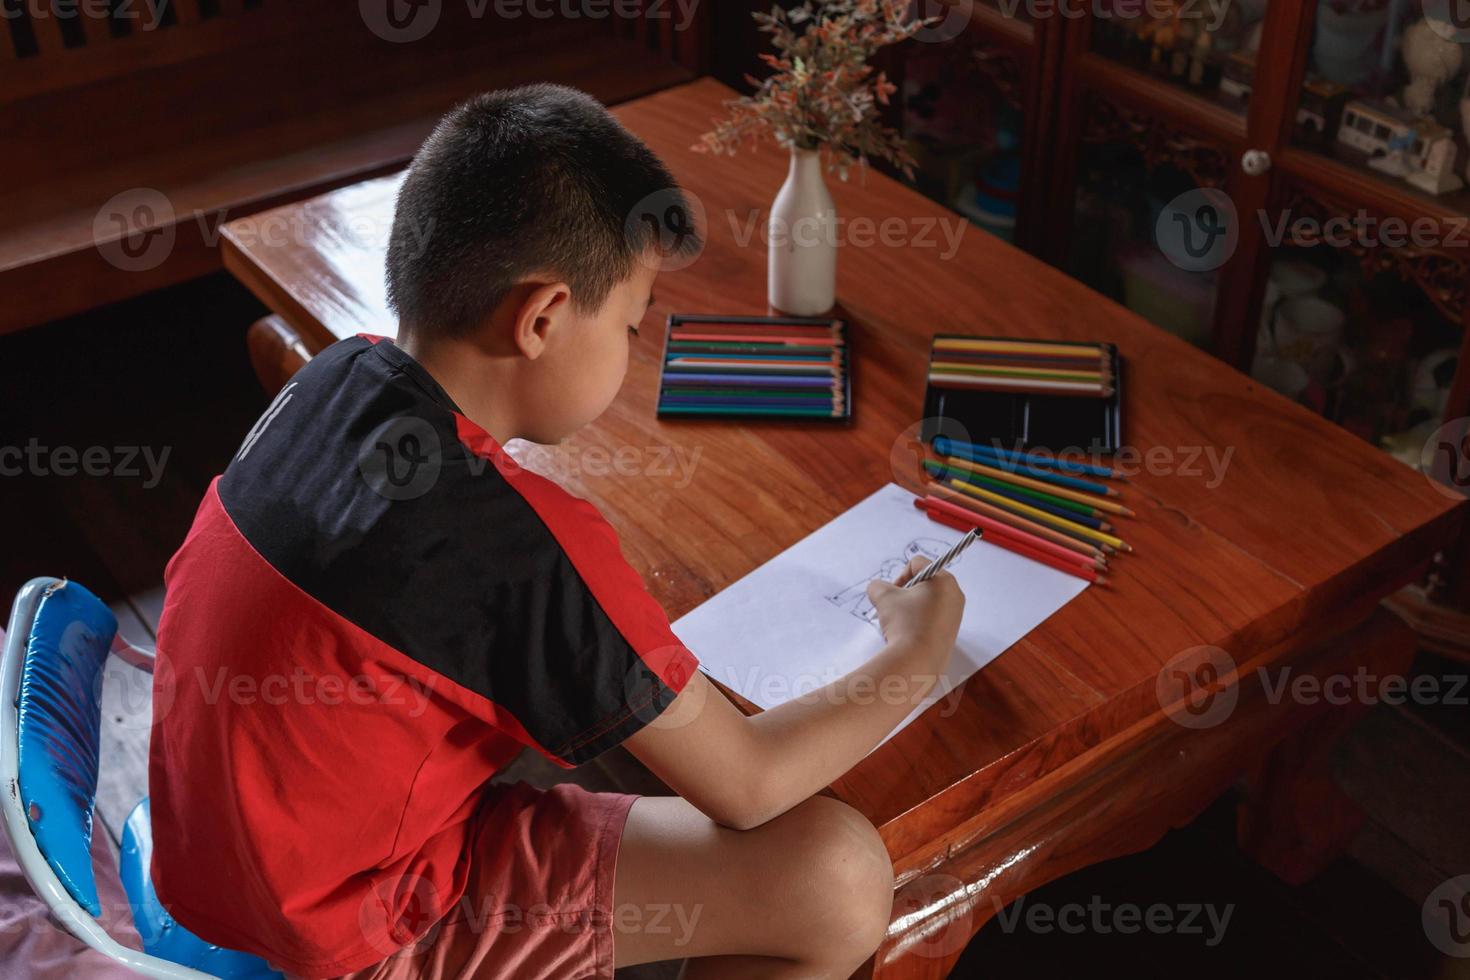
top-left (612, 795), bottom-right (894, 978)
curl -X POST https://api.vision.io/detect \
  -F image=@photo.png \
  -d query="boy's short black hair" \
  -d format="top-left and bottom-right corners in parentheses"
top-left (386, 84), bottom-right (699, 339)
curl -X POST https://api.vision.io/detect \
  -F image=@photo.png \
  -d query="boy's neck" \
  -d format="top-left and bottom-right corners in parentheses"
top-left (398, 332), bottom-right (520, 446)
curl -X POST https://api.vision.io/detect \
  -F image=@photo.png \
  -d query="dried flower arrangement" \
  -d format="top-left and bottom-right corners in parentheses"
top-left (695, 0), bottom-right (933, 179)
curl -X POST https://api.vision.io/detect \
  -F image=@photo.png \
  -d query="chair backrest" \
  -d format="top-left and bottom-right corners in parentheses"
top-left (1, 577), bottom-right (216, 980)
top-left (5, 577), bottom-right (115, 915)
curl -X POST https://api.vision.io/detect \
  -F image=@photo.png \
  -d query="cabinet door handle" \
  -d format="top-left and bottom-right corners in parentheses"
top-left (1241, 149), bottom-right (1272, 176)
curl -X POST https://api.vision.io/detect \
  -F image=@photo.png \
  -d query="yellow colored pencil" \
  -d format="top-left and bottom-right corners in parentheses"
top-left (944, 478), bottom-right (1130, 551)
top-left (926, 481), bottom-right (1107, 559)
top-left (933, 338), bottom-right (1108, 358)
top-left (929, 362), bottom-right (1110, 381)
top-left (936, 454), bottom-right (1134, 515)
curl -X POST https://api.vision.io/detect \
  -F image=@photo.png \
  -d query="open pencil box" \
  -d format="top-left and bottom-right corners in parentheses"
top-left (918, 335), bottom-right (1124, 453)
top-left (656, 313), bottom-right (853, 423)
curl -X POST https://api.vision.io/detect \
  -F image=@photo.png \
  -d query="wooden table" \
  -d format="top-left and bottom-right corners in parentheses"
top-left (223, 79), bottom-right (1463, 978)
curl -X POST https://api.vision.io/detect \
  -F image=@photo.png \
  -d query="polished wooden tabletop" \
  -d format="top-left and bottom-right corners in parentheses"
top-left (224, 78), bottom-right (1463, 975)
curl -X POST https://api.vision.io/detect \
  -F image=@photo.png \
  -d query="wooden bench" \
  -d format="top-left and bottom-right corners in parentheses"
top-left (1, 0), bottom-right (709, 335)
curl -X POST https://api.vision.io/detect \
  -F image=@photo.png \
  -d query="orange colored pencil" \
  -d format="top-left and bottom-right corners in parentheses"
top-left (923, 506), bottom-right (1103, 583)
top-left (915, 496), bottom-right (1106, 571)
top-left (924, 481), bottom-right (1108, 558)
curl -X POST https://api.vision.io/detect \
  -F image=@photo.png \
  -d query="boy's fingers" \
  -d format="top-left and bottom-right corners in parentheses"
top-left (865, 578), bottom-right (893, 602)
top-left (893, 554), bottom-right (930, 587)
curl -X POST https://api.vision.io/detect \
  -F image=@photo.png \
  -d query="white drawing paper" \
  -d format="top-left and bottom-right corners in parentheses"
top-left (671, 483), bottom-right (1089, 743)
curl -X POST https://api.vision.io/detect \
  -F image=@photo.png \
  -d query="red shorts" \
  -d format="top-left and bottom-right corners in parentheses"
top-left (315, 783), bottom-right (637, 980)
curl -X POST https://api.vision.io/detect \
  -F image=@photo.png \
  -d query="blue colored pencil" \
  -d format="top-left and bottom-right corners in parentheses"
top-left (934, 436), bottom-right (1118, 480)
top-left (924, 462), bottom-right (1106, 529)
top-left (660, 372), bottom-right (837, 387)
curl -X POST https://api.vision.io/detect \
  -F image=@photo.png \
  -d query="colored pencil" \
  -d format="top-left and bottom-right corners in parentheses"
top-left (660, 372), bottom-right (838, 387)
top-left (672, 323), bottom-right (837, 336)
top-left (929, 373), bottom-right (1115, 396)
top-left (926, 462), bottom-right (1112, 520)
top-left (658, 404), bottom-right (839, 417)
top-left (930, 362), bottom-right (1111, 382)
top-left (944, 477), bottom-right (1130, 551)
top-left (933, 437), bottom-right (1120, 480)
top-left (922, 506), bottom-right (1103, 583)
top-left (924, 481), bottom-right (1108, 558)
top-left (923, 461), bottom-right (1108, 528)
top-left (929, 351), bottom-right (1110, 369)
top-left (915, 495), bottom-right (1106, 571)
top-left (670, 335), bottom-right (838, 347)
top-left (933, 450), bottom-right (1115, 496)
top-left (932, 454), bottom-right (1131, 512)
top-left (933, 338), bottom-right (1108, 357)
top-left (669, 341), bottom-right (843, 352)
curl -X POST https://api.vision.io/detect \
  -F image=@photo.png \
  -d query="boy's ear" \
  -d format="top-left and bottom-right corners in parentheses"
top-left (511, 281), bottom-right (574, 360)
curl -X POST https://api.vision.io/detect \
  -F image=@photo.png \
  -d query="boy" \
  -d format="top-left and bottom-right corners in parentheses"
top-left (151, 84), bottom-right (964, 979)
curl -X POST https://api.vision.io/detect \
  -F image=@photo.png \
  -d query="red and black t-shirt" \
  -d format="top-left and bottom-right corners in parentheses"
top-left (149, 336), bottom-right (698, 977)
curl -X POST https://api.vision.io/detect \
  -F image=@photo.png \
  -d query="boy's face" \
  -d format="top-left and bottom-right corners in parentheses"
top-left (522, 261), bottom-right (659, 444)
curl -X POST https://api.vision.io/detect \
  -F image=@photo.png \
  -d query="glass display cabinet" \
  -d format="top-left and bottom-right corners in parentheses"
top-left (718, 0), bottom-right (1470, 635)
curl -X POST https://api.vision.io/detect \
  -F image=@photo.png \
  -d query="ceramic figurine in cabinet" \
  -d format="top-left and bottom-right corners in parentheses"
top-left (1341, 101), bottom-right (1463, 195)
top-left (1401, 17), bottom-right (1462, 117)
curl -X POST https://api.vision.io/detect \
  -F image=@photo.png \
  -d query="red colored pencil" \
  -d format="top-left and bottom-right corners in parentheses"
top-left (921, 504), bottom-right (1104, 584)
top-left (916, 494), bottom-right (1105, 562)
top-left (670, 333), bottom-right (839, 346)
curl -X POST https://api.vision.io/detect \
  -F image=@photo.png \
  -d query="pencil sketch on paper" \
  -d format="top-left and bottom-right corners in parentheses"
top-left (825, 537), bottom-right (954, 629)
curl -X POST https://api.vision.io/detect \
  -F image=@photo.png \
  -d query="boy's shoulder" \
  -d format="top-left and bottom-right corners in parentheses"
top-left (219, 334), bottom-right (597, 595)
top-left (184, 336), bottom-right (691, 763)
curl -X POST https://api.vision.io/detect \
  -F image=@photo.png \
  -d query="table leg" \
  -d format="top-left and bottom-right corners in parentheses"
top-left (1236, 607), bottom-right (1416, 885)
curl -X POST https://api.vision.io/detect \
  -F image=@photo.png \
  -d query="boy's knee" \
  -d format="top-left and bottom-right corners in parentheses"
top-left (784, 797), bottom-right (894, 956)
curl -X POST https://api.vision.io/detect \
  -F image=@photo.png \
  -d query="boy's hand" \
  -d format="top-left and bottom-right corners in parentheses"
top-left (865, 555), bottom-right (965, 668)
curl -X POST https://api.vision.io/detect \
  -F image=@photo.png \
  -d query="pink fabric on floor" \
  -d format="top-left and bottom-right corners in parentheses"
top-left (0, 623), bottom-right (145, 978)
top-left (0, 818), bottom-right (145, 978)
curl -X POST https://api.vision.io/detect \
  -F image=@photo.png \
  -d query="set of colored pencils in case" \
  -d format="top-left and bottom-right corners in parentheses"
top-left (913, 438), bottom-right (1135, 584)
top-left (928, 337), bottom-right (1116, 398)
top-left (657, 317), bottom-right (848, 419)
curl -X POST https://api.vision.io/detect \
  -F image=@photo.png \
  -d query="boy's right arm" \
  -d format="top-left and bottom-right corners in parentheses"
top-left (624, 557), bottom-right (964, 831)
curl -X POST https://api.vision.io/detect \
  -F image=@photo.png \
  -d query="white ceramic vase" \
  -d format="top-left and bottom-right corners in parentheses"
top-left (768, 148), bottom-right (837, 316)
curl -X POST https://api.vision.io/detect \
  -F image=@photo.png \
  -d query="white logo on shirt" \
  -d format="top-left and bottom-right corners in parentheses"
top-left (236, 382), bottom-right (298, 461)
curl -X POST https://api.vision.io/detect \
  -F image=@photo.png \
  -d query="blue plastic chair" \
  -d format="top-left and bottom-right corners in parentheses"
top-left (1, 577), bottom-right (282, 979)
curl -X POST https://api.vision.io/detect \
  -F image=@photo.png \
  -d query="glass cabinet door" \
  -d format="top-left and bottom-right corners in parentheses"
top-left (1087, 0), bottom-right (1273, 115)
top-left (1288, 0), bottom-right (1470, 211)
top-left (899, 39), bottom-right (1029, 243)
